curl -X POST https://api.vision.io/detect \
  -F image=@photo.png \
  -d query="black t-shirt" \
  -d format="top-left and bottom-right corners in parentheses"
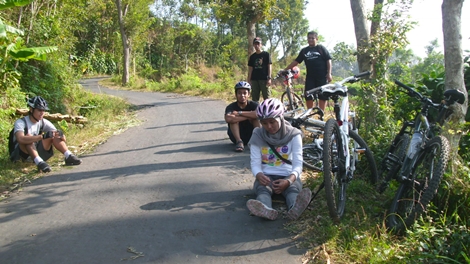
top-left (295, 45), bottom-right (331, 79)
top-left (248, 51), bottom-right (272, 80)
top-left (225, 100), bottom-right (259, 128)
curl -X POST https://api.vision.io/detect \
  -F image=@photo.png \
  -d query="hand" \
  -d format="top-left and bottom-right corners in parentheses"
top-left (256, 173), bottom-right (271, 186)
top-left (267, 79), bottom-right (272, 86)
top-left (272, 179), bottom-right (289, 194)
top-left (42, 131), bottom-right (54, 139)
top-left (327, 73), bottom-right (333, 83)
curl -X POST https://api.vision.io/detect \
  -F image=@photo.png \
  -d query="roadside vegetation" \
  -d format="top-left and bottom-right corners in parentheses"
top-left (0, 0), bottom-right (469, 263)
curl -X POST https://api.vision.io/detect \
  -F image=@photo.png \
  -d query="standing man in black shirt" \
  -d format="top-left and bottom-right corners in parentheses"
top-left (283, 31), bottom-right (332, 110)
top-left (248, 37), bottom-right (272, 102)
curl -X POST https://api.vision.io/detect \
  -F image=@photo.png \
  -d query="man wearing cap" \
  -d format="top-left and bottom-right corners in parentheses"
top-left (10, 96), bottom-right (82, 172)
top-left (248, 37), bottom-right (272, 102)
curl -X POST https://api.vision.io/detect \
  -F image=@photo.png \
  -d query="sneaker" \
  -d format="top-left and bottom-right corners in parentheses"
top-left (287, 188), bottom-right (312, 220)
top-left (37, 161), bottom-right (51, 173)
top-left (65, 154), bottom-right (82, 166)
top-left (246, 199), bottom-right (278, 220)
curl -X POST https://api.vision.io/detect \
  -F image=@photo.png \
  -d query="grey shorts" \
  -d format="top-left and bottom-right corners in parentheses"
top-left (12, 141), bottom-right (54, 162)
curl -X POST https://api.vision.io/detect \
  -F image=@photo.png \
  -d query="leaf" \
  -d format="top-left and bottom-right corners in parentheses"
top-left (0, 0), bottom-right (34, 10)
top-left (9, 46), bottom-right (58, 61)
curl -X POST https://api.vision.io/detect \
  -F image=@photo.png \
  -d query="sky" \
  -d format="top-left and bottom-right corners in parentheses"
top-left (305, 0), bottom-right (470, 58)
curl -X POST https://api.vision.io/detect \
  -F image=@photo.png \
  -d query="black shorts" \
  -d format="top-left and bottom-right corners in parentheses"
top-left (18, 141), bottom-right (54, 161)
top-left (305, 77), bottom-right (328, 101)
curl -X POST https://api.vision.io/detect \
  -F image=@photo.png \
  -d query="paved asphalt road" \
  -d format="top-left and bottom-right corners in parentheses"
top-left (0, 77), bottom-right (307, 263)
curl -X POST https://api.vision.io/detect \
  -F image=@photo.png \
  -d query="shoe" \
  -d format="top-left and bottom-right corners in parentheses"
top-left (235, 140), bottom-right (244, 152)
top-left (37, 161), bottom-right (51, 173)
top-left (287, 188), bottom-right (312, 220)
top-left (65, 154), bottom-right (82, 165)
top-left (246, 199), bottom-right (278, 220)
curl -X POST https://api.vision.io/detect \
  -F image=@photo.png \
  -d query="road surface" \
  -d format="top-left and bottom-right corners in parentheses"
top-left (0, 77), bottom-right (307, 263)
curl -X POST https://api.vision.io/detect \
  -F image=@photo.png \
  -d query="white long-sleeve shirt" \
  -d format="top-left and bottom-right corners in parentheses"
top-left (250, 134), bottom-right (303, 178)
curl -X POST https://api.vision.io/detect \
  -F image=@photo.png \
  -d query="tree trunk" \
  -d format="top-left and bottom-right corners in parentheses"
top-left (350, 0), bottom-right (371, 73)
top-left (246, 19), bottom-right (256, 58)
top-left (115, 0), bottom-right (130, 86)
top-left (370, 0), bottom-right (384, 36)
top-left (441, 0), bottom-right (468, 163)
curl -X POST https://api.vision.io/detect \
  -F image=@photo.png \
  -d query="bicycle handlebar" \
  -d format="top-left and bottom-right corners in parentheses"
top-left (274, 69), bottom-right (294, 80)
top-left (395, 79), bottom-right (467, 109)
top-left (305, 71), bottom-right (371, 97)
top-left (394, 80), bottom-right (441, 108)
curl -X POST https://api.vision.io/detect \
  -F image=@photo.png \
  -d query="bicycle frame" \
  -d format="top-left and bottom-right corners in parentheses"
top-left (392, 80), bottom-right (458, 182)
top-left (295, 71), bottom-right (371, 177)
top-left (379, 81), bottom-right (466, 193)
top-left (275, 69), bottom-right (306, 111)
top-left (383, 80), bottom-right (465, 232)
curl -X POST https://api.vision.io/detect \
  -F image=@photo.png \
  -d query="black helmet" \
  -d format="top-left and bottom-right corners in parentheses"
top-left (234, 81), bottom-right (251, 92)
top-left (27, 96), bottom-right (50, 111)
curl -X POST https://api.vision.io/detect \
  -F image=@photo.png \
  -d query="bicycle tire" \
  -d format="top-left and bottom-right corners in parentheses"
top-left (322, 118), bottom-right (345, 223)
top-left (349, 130), bottom-right (379, 185)
top-left (302, 142), bottom-right (322, 171)
top-left (386, 135), bottom-right (450, 233)
top-left (378, 134), bottom-right (410, 193)
top-left (281, 91), bottom-right (304, 110)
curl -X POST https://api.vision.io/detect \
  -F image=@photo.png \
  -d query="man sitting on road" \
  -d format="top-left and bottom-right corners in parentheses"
top-left (10, 96), bottom-right (82, 172)
top-left (224, 81), bottom-right (261, 152)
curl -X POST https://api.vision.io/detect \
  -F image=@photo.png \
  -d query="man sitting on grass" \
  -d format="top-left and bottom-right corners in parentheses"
top-left (10, 96), bottom-right (82, 172)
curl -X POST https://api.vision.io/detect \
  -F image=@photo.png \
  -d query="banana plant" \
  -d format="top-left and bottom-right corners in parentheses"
top-left (0, 0), bottom-right (58, 72)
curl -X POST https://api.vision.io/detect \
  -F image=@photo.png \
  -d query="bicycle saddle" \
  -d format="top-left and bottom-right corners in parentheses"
top-left (444, 89), bottom-right (466, 104)
top-left (322, 85), bottom-right (347, 97)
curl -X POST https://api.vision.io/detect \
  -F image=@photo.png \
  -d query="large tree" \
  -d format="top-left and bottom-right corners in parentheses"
top-left (441, 0), bottom-right (468, 157)
top-left (115, 0), bottom-right (153, 85)
top-left (350, 0), bottom-right (371, 73)
top-left (115, 0), bottom-right (130, 85)
top-left (214, 0), bottom-right (275, 58)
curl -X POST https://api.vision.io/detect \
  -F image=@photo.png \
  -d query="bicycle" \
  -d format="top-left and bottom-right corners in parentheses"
top-left (379, 80), bottom-right (465, 233)
top-left (274, 67), bottom-right (306, 111)
top-left (285, 106), bottom-right (325, 172)
top-left (289, 72), bottom-right (378, 223)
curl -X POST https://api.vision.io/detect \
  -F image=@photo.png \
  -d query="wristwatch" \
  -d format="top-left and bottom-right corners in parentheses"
top-left (267, 76), bottom-right (272, 80)
top-left (286, 179), bottom-right (293, 186)
top-left (238, 111), bottom-right (242, 115)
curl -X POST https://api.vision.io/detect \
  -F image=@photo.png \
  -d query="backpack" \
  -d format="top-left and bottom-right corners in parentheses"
top-left (8, 117), bottom-right (44, 161)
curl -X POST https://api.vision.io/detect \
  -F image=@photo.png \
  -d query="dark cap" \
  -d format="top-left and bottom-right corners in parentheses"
top-left (253, 37), bottom-right (262, 44)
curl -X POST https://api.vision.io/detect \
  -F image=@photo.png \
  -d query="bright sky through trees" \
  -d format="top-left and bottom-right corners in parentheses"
top-left (306, 0), bottom-right (470, 58)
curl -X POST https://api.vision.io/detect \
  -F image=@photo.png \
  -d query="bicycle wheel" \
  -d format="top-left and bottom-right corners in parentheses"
top-left (281, 91), bottom-right (304, 110)
top-left (302, 141), bottom-right (322, 171)
top-left (349, 130), bottom-right (379, 185)
top-left (386, 135), bottom-right (450, 233)
top-left (378, 134), bottom-right (410, 193)
top-left (322, 118), bottom-right (345, 223)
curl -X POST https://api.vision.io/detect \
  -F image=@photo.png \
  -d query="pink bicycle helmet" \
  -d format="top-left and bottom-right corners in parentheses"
top-left (257, 98), bottom-right (284, 120)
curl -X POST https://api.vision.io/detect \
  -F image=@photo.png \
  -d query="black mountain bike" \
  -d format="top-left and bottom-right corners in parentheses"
top-left (379, 80), bottom-right (465, 233)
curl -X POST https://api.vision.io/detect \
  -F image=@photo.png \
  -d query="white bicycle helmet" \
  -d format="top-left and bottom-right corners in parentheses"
top-left (257, 98), bottom-right (284, 120)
